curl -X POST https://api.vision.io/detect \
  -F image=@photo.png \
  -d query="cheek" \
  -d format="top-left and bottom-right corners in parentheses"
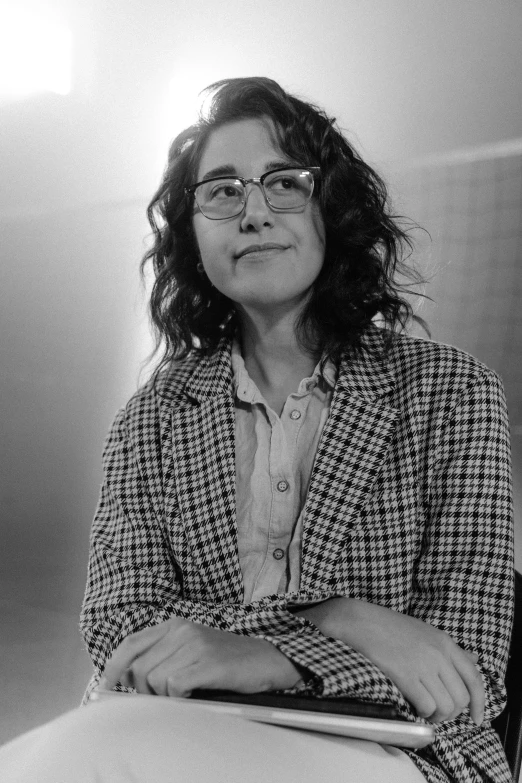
top-left (304, 212), bottom-right (326, 277)
top-left (192, 217), bottom-right (213, 261)
top-left (311, 206), bottom-right (326, 252)
top-left (193, 223), bottom-right (228, 282)
top-left (192, 219), bottom-right (234, 292)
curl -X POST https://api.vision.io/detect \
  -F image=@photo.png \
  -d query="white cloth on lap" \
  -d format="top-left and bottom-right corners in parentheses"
top-left (0, 696), bottom-right (427, 783)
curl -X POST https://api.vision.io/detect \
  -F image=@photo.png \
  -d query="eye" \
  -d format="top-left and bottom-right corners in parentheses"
top-left (270, 175), bottom-right (298, 191)
top-left (265, 170), bottom-right (310, 200)
top-left (208, 181), bottom-right (242, 201)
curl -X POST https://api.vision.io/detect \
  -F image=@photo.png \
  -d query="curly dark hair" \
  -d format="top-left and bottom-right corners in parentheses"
top-left (141, 76), bottom-right (427, 369)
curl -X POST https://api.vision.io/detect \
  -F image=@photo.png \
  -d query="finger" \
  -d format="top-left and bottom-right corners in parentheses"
top-left (419, 674), bottom-right (455, 723)
top-left (437, 666), bottom-right (471, 722)
top-left (128, 629), bottom-right (193, 695)
top-left (144, 650), bottom-right (206, 698)
top-left (118, 668), bottom-right (135, 690)
top-left (167, 676), bottom-right (193, 698)
top-left (452, 650), bottom-right (485, 725)
top-left (403, 680), bottom-right (437, 721)
top-left (102, 623), bottom-right (171, 689)
top-left (155, 627), bottom-right (243, 698)
top-left (163, 657), bottom-right (222, 698)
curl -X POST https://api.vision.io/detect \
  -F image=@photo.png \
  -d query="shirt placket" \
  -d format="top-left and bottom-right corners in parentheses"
top-left (250, 392), bottom-right (311, 600)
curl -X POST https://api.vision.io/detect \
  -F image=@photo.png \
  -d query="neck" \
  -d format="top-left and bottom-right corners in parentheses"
top-left (236, 305), bottom-right (321, 394)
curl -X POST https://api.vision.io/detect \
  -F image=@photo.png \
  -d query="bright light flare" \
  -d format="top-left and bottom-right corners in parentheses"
top-left (155, 68), bottom-right (216, 174)
top-left (0, 9), bottom-right (72, 97)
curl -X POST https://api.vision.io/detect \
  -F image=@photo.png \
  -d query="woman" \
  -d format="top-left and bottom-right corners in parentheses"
top-left (0, 77), bottom-right (514, 783)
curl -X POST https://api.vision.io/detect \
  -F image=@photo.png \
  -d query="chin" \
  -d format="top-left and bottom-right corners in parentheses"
top-left (237, 290), bottom-right (308, 311)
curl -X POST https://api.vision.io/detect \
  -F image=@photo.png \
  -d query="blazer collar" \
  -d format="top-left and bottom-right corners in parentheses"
top-left (336, 325), bottom-right (396, 401)
top-left (155, 335), bottom-right (234, 407)
top-left (185, 336), bottom-right (234, 401)
top-left (300, 328), bottom-right (399, 590)
top-left (158, 324), bottom-right (396, 407)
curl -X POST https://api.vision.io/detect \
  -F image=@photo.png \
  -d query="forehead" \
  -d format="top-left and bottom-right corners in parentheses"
top-left (197, 117), bottom-right (289, 181)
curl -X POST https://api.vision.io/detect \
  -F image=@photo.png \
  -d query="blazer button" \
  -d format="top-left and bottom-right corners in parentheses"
top-left (290, 409), bottom-right (301, 420)
top-left (273, 548), bottom-right (285, 560)
top-left (277, 480), bottom-right (289, 492)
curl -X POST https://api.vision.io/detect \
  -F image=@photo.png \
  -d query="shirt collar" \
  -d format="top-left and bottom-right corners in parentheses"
top-left (231, 337), bottom-right (337, 403)
top-left (231, 339), bottom-right (261, 404)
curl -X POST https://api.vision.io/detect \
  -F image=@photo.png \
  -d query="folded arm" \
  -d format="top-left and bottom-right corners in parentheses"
top-left (289, 368), bottom-right (514, 731)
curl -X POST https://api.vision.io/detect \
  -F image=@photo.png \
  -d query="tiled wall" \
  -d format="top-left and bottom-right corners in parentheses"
top-left (392, 151), bottom-right (522, 568)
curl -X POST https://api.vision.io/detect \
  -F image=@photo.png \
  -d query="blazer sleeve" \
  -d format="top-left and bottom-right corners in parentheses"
top-left (79, 407), bottom-right (282, 667)
top-left (290, 370), bottom-right (512, 671)
top-left (410, 367), bottom-right (514, 719)
top-left (402, 366), bottom-right (514, 782)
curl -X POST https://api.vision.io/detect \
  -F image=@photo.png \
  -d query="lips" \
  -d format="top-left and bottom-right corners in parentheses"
top-left (235, 243), bottom-right (288, 258)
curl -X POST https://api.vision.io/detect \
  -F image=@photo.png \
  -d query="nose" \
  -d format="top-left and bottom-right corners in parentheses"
top-left (239, 182), bottom-right (274, 231)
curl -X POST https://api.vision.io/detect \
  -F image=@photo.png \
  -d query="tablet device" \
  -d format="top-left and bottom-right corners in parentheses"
top-left (89, 687), bottom-right (435, 749)
top-left (190, 688), bottom-right (400, 718)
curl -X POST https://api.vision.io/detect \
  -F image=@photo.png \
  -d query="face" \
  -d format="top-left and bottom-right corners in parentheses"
top-left (192, 117), bottom-right (325, 318)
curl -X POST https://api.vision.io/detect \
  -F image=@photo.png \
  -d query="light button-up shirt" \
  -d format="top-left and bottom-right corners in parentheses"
top-left (231, 340), bottom-right (337, 603)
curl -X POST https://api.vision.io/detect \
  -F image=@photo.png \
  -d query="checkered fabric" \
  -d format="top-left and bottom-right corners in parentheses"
top-left (80, 325), bottom-right (515, 783)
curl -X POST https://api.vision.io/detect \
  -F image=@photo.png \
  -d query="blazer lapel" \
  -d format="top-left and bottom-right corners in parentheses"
top-left (165, 339), bottom-right (244, 603)
top-left (300, 332), bottom-right (399, 590)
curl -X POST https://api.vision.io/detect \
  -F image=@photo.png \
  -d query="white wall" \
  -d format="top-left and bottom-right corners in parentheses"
top-left (0, 202), bottom-right (152, 611)
top-left (2, 0), bottom-right (522, 218)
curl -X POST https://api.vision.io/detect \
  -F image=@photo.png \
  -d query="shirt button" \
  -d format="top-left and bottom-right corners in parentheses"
top-left (277, 480), bottom-right (289, 492)
top-left (290, 409), bottom-right (301, 420)
top-left (273, 548), bottom-right (285, 560)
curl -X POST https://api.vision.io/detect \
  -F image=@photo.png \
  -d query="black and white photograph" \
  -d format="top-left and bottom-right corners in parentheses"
top-left (1, 2), bottom-right (521, 781)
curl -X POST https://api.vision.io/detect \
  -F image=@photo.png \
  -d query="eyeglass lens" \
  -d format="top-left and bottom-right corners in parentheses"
top-left (195, 169), bottom-right (314, 219)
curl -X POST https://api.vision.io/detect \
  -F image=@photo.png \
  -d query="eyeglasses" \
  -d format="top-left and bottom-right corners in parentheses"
top-left (185, 166), bottom-right (321, 220)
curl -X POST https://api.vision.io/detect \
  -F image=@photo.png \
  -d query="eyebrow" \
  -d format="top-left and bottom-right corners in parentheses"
top-left (199, 158), bottom-right (294, 182)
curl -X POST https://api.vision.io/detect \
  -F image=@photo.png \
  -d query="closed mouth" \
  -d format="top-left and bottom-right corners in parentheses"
top-left (235, 243), bottom-right (288, 258)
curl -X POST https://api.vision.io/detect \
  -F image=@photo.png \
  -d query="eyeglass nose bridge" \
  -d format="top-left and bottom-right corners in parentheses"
top-left (239, 177), bottom-right (271, 213)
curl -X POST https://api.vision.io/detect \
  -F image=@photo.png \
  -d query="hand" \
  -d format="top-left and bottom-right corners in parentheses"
top-left (100, 617), bottom-right (302, 697)
top-left (297, 598), bottom-right (484, 725)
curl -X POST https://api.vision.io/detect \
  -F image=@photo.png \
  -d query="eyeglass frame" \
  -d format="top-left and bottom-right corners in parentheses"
top-left (184, 166), bottom-right (321, 220)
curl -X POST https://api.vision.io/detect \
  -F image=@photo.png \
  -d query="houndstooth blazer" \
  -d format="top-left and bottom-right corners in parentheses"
top-left (81, 326), bottom-right (515, 783)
